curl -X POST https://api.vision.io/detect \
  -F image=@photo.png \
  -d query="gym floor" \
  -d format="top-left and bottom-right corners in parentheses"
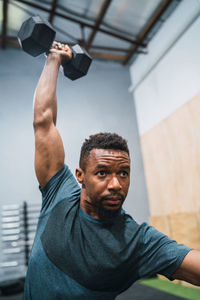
top-left (1, 279), bottom-right (199, 300)
top-left (0, 286), bottom-right (186, 300)
top-left (117, 279), bottom-right (200, 300)
top-left (117, 282), bottom-right (185, 300)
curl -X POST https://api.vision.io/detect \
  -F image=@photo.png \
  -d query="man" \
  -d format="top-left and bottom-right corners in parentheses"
top-left (23, 42), bottom-right (200, 299)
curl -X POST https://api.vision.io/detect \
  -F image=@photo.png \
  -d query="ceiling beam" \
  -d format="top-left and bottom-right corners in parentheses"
top-left (80, 24), bottom-right (85, 44)
top-left (56, 2), bottom-right (142, 39)
top-left (2, 0), bottom-right (8, 48)
top-left (1, 36), bottom-right (129, 62)
top-left (1, 35), bottom-right (130, 53)
top-left (49, 0), bottom-right (58, 24)
top-left (85, 0), bottom-right (112, 50)
top-left (123, 0), bottom-right (172, 65)
top-left (89, 52), bottom-right (124, 61)
top-left (15, 0), bottom-right (145, 46)
top-left (90, 45), bottom-right (129, 52)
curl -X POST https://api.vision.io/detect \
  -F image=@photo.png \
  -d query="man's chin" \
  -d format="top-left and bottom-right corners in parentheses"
top-left (97, 204), bottom-right (122, 219)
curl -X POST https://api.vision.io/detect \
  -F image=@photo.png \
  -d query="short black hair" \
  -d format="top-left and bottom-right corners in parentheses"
top-left (79, 132), bottom-right (129, 170)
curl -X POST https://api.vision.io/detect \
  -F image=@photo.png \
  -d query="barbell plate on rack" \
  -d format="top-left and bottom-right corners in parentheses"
top-left (3, 248), bottom-right (22, 254)
top-left (2, 235), bottom-right (22, 242)
top-left (2, 226), bottom-right (37, 235)
top-left (0, 261), bottom-right (19, 268)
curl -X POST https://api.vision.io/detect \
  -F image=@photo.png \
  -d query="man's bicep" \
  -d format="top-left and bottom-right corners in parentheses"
top-left (34, 123), bottom-right (65, 187)
top-left (171, 249), bottom-right (200, 286)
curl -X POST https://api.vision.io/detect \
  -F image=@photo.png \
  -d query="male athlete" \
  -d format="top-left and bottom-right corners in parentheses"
top-left (23, 43), bottom-right (200, 299)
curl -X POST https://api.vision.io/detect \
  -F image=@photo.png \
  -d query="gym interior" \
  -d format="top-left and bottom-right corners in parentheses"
top-left (0, 0), bottom-right (200, 299)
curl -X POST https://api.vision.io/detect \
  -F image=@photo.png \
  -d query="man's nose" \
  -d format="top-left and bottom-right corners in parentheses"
top-left (107, 175), bottom-right (122, 191)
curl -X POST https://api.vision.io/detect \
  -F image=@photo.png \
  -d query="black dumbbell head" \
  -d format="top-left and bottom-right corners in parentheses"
top-left (62, 45), bottom-right (92, 80)
top-left (18, 16), bottom-right (56, 57)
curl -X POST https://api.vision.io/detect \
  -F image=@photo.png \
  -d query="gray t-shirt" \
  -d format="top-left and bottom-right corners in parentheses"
top-left (23, 165), bottom-right (191, 299)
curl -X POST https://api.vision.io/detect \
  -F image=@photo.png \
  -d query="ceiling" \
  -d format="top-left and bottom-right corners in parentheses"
top-left (0, 0), bottom-right (181, 65)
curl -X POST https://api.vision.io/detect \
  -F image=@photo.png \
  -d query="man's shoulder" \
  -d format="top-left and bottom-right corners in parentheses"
top-left (39, 164), bottom-right (81, 215)
top-left (122, 210), bottom-right (148, 233)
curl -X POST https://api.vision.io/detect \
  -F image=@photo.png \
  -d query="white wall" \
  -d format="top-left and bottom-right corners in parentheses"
top-left (0, 47), bottom-right (149, 223)
top-left (130, 0), bottom-right (200, 135)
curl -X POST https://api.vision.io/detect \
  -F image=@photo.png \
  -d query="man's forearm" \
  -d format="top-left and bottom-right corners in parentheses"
top-left (33, 53), bottom-right (61, 127)
top-left (172, 250), bottom-right (200, 286)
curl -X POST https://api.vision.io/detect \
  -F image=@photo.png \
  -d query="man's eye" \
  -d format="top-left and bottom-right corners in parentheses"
top-left (120, 171), bottom-right (128, 177)
top-left (97, 171), bottom-right (106, 177)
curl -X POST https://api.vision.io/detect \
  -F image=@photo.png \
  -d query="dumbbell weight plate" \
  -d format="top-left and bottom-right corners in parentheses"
top-left (18, 15), bottom-right (56, 57)
top-left (62, 44), bottom-right (92, 80)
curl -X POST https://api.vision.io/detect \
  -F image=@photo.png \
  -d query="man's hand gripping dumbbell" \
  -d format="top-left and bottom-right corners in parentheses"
top-left (50, 41), bottom-right (72, 66)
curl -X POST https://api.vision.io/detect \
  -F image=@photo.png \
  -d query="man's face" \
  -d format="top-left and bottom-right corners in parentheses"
top-left (77, 148), bottom-right (130, 218)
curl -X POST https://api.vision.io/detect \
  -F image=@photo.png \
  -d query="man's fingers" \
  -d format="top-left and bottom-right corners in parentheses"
top-left (52, 42), bottom-right (71, 53)
top-left (49, 41), bottom-right (72, 63)
top-left (52, 41), bottom-right (68, 49)
top-left (64, 44), bottom-right (71, 51)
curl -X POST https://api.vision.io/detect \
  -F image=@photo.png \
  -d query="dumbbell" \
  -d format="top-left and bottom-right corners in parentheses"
top-left (17, 15), bottom-right (92, 80)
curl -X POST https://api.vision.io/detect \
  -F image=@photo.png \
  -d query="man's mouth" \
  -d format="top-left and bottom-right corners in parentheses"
top-left (103, 194), bottom-right (123, 200)
top-left (102, 195), bottom-right (123, 205)
top-left (105, 199), bottom-right (121, 205)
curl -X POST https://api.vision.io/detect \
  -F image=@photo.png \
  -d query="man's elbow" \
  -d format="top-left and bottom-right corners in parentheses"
top-left (191, 276), bottom-right (200, 286)
top-left (33, 109), bottom-right (53, 130)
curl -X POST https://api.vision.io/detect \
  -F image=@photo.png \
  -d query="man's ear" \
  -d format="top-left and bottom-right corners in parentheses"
top-left (76, 168), bottom-right (85, 184)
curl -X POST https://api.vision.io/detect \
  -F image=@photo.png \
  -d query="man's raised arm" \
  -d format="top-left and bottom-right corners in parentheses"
top-left (33, 43), bottom-right (72, 187)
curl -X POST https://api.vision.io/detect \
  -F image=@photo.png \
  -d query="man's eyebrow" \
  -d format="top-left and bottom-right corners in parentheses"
top-left (95, 164), bottom-right (108, 169)
top-left (95, 164), bottom-right (130, 170)
top-left (120, 165), bottom-right (130, 170)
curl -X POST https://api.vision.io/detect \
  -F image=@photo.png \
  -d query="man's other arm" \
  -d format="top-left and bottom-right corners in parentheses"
top-left (171, 249), bottom-right (200, 286)
top-left (33, 43), bottom-right (72, 187)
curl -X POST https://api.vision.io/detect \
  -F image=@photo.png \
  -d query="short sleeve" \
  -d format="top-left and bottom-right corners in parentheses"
top-left (137, 223), bottom-right (192, 280)
top-left (39, 165), bottom-right (81, 214)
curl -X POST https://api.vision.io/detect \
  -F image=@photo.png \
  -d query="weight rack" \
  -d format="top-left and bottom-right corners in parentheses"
top-left (0, 201), bottom-right (40, 295)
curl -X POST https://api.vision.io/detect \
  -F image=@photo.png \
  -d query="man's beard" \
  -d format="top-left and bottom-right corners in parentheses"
top-left (84, 192), bottom-right (125, 220)
top-left (97, 205), bottom-right (122, 219)
top-left (95, 194), bottom-right (125, 219)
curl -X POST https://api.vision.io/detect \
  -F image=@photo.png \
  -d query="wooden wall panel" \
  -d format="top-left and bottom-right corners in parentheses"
top-left (150, 213), bottom-right (200, 250)
top-left (141, 93), bottom-right (200, 216)
top-left (150, 215), bottom-right (170, 236)
top-left (150, 213), bottom-right (200, 287)
top-left (169, 213), bottom-right (200, 250)
top-left (143, 94), bottom-right (200, 286)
